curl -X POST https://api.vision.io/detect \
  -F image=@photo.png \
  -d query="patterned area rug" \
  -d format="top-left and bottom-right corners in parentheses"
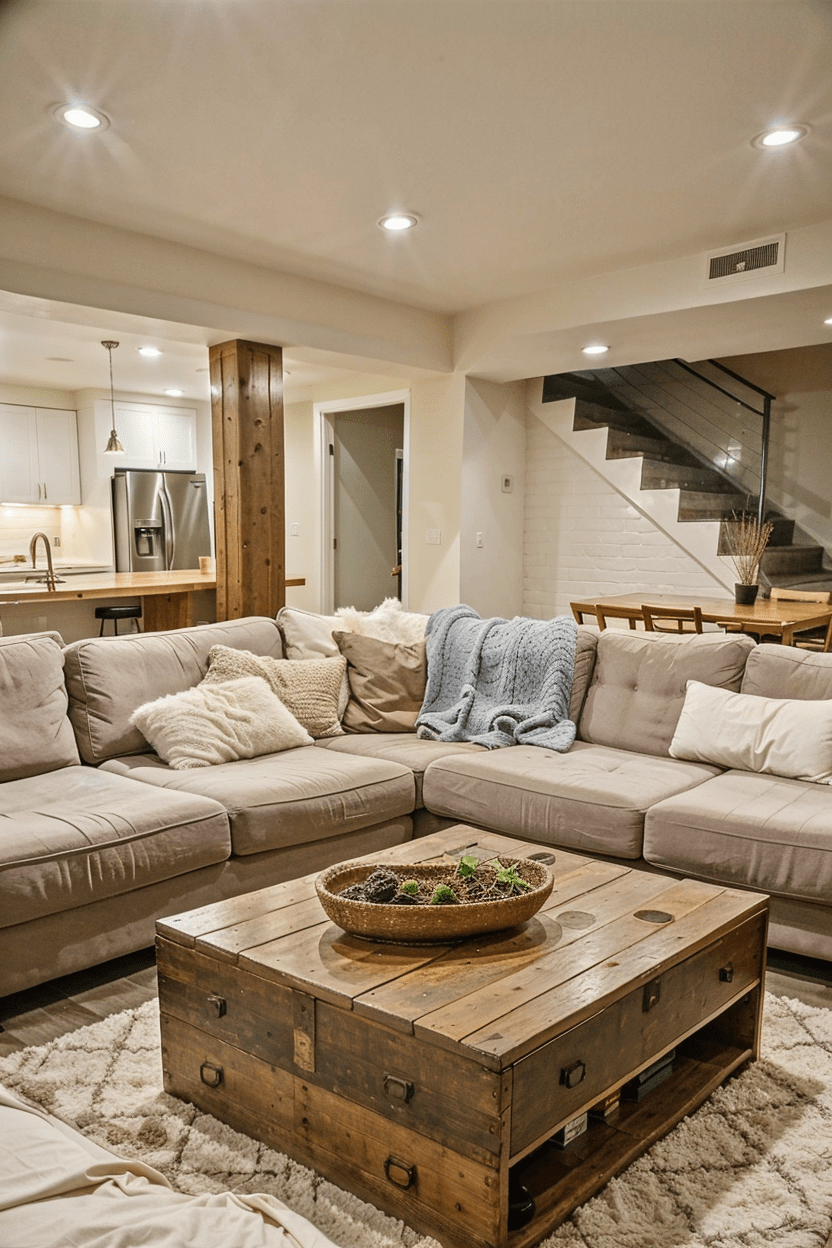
top-left (1, 994), bottom-right (832, 1247)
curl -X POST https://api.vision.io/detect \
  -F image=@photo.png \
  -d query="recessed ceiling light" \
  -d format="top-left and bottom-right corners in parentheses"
top-left (582, 344), bottom-right (609, 356)
top-left (138, 346), bottom-right (162, 357)
top-left (54, 103), bottom-right (110, 131)
top-left (164, 388), bottom-right (184, 397)
top-left (825, 316), bottom-right (832, 326)
top-left (379, 213), bottom-right (419, 232)
top-left (751, 124), bottom-right (809, 149)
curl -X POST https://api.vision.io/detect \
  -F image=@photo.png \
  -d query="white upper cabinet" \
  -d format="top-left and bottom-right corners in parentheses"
top-left (0, 405), bottom-right (81, 504)
top-left (113, 402), bottom-right (197, 471)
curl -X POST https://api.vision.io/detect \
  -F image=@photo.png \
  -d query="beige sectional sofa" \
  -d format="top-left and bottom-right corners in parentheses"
top-left (2, 610), bottom-right (832, 998)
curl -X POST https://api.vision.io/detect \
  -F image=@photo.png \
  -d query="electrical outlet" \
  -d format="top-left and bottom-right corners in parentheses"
top-left (53, 535), bottom-right (61, 547)
top-left (476, 532), bottom-right (484, 548)
top-left (501, 474), bottom-right (514, 493)
top-left (426, 529), bottom-right (441, 545)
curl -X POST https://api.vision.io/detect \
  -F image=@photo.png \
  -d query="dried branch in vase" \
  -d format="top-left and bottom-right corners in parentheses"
top-left (724, 513), bottom-right (774, 585)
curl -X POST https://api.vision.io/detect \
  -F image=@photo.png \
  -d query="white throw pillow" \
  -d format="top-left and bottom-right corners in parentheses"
top-left (669, 679), bottom-right (832, 783)
top-left (130, 676), bottom-right (312, 769)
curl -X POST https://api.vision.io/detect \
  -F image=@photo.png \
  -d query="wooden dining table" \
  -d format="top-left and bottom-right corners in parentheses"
top-left (587, 592), bottom-right (832, 646)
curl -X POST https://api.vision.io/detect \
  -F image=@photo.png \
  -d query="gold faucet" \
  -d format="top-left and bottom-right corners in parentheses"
top-left (29, 532), bottom-right (57, 591)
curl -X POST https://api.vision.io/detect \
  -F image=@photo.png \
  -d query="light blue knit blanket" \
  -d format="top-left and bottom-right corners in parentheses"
top-left (416, 605), bottom-right (577, 750)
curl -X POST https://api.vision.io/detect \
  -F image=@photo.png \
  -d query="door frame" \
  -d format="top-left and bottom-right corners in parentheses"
top-left (315, 389), bottom-right (411, 613)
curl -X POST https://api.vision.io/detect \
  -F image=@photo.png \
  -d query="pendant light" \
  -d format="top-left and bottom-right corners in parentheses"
top-left (102, 339), bottom-right (125, 454)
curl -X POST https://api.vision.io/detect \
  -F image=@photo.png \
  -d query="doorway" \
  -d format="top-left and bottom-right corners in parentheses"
top-left (317, 391), bottom-right (409, 612)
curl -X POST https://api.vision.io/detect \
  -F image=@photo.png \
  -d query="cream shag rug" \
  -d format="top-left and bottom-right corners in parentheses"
top-left (2, 994), bottom-right (832, 1248)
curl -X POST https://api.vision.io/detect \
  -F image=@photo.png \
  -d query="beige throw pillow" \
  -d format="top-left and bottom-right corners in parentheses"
top-left (669, 679), bottom-right (832, 783)
top-left (333, 631), bottom-right (427, 733)
top-left (130, 676), bottom-right (313, 769)
top-left (203, 645), bottom-right (345, 738)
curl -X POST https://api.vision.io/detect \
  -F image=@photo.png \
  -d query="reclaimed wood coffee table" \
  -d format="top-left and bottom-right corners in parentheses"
top-left (156, 826), bottom-right (768, 1248)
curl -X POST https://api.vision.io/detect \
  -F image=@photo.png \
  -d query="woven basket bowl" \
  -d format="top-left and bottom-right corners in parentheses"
top-left (315, 858), bottom-right (554, 944)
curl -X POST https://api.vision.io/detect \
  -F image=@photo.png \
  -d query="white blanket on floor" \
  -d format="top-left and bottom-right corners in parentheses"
top-left (0, 1085), bottom-right (340, 1248)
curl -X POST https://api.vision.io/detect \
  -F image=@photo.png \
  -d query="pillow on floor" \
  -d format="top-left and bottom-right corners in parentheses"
top-left (131, 676), bottom-right (312, 768)
top-left (333, 631), bottom-right (427, 733)
top-left (669, 679), bottom-right (832, 783)
top-left (203, 645), bottom-right (345, 738)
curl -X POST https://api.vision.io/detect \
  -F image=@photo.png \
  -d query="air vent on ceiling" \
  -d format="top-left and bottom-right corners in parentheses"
top-left (705, 233), bottom-right (785, 282)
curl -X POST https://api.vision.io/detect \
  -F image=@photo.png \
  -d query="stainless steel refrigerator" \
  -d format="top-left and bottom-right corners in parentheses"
top-left (112, 469), bottom-right (212, 572)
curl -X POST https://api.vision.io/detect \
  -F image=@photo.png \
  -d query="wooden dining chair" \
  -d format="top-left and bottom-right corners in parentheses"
top-left (570, 602), bottom-right (602, 626)
top-left (769, 587), bottom-right (832, 651)
top-left (641, 603), bottom-right (704, 634)
top-left (594, 604), bottom-right (645, 630)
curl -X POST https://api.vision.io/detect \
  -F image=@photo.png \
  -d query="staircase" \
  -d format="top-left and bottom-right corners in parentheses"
top-left (542, 364), bottom-right (829, 590)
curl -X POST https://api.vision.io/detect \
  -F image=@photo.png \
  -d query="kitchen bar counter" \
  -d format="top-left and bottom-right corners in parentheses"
top-left (0, 571), bottom-right (305, 632)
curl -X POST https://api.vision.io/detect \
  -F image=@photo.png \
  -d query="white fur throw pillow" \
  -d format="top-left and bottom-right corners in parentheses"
top-left (130, 676), bottom-right (312, 769)
top-left (203, 645), bottom-right (345, 738)
top-left (334, 597), bottom-right (427, 645)
top-left (669, 679), bottom-right (832, 783)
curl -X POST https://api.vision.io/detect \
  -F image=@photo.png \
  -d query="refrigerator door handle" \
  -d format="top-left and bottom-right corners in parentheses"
top-left (160, 484), bottom-right (174, 569)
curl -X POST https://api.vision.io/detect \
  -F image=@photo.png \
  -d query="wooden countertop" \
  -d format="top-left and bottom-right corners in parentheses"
top-left (0, 570), bottom-right (217, 604)
top-left (0, 570), bottom-right (305, 605)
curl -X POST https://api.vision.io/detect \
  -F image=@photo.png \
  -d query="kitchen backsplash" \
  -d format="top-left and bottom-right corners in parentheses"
top-left (0, 506), bottom-right (62, 562)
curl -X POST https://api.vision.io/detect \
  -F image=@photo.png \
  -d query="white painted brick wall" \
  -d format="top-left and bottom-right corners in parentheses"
top-left (523, 412), bottom-right (727, 619)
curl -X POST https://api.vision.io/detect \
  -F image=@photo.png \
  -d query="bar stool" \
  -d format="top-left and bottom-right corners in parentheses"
top-left (94, 604), bottom-right (142, 636)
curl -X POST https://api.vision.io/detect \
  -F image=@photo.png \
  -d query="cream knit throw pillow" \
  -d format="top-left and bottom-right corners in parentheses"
top-left (203, 645), bottom-right (346, 738)
top-left (130, 676), bottom-right (312, 769)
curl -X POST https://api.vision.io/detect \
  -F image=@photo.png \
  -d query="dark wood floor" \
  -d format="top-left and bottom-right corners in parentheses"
top-left (1, 945), bottom-right (831, 1059)
top-left (0, 948), bottom-right (158, 1057)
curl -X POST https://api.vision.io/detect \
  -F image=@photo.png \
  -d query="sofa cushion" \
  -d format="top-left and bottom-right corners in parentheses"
top-left (644, 769), bottom-right (832, 905)
top-left (314, 732), bottom-right (484, 806)
top-left (276, 605), bottom-right (342, 659)
top-left (64, 617), bottom-right (285, 765)
top-left (741, 643), bottom-right (832, 700)
top-left (203, 645), bottom-right (346, 738)
top-left (422, 741), bottom-right (720, 858)
top-left (131, 677), bottom-right (313, 768)
top-left (102, 748), bottom-right (416, 856)
top-left (0, 634), bottom-right (79, 781)
top-left (334, 631), bottom-right (427, 733)
top-left (570, 626), bottom-right (598, 724)
top-left (577, 630), bottom-right (754, 757)
top-left (0, 767), bottom-right (230, 927)
top-left (669, 679), bottom-right (832, 783)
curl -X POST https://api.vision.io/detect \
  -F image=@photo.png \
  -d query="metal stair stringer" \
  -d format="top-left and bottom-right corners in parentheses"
top-left (528, 390), bottom-right (735, 593)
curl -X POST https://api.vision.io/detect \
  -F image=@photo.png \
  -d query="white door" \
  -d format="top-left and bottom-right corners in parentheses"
top-left (0, 405), bottom-right (39, 502)
top-left (115, 403), bottom-right (158, 468)
top-left (155, 406), bottom-right (197, 470)
top-left (36, 409), bottom-right (80, 504)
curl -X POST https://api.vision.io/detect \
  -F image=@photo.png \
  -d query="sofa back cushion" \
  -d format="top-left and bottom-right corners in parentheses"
top-left (577, 629), bottom-right (754, 756)
top-left (741, 643), bottom-right (832, 701)
top-left (0, 633), bottom-right (80, 779)
top-left (570, 626), bottom-right (598, 723)
top-left (64, 616), bottom-right (284, 764)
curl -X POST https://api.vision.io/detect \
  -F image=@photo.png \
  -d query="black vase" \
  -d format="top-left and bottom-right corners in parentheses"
top-left (734, 583), bottom-right (759, 606)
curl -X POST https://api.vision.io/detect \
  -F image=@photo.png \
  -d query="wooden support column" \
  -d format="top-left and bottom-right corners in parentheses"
top-left (209, 340), bottom-right (285, 619)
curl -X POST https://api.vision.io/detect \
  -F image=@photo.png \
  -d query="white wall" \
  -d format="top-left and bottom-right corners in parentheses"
top-left (284, 370), bottom-right (466, 615)
top-left (522, 408), bottom-right (728, 620)
top-left (460, 378), bottom-right (526, 618)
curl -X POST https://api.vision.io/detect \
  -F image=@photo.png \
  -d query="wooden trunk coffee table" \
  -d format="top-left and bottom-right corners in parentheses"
top-left (156, 826), bottom-right (768, 1248)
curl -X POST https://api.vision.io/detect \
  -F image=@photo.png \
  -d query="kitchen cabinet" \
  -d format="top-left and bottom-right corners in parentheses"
top-left (0, 405), bottom-right (81, 504)
top-left (111, 402), bottom-right (197, 471)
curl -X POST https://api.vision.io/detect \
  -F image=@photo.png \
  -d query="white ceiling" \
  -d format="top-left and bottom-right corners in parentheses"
top-left (0, 0), bottom-right (830, 389)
